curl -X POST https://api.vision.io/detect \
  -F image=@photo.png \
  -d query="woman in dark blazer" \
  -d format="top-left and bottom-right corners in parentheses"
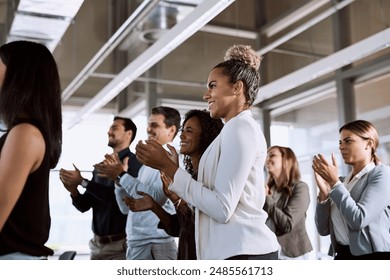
top-left (264, 146), bottom-right (313, 259)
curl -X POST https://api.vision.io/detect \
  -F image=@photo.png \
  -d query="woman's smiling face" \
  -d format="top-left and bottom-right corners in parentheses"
top-left (266, 147), bottom-right (283, 178)
top-left (180, 116), bottom-right (202, 158)
top-left (203, 67), bottom-right (237, 122)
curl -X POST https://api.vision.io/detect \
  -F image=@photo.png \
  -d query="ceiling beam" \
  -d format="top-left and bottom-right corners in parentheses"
top-left (61, 0), bottom-right (160, 101)
top-left (255, 27), bottom-right (390, 104)
top-left (257, 0), bottom-right (356, 56)
top-left (67, 0), bottom-right (236, 129)
top-left (261, 0), bottom-right (331, 37)
top-left (200, 24), bottom-right (257, 40)
top-left (89, 72), bottom-right (205, 88)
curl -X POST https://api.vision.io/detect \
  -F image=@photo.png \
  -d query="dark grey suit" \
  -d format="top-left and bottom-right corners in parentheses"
top-left (264, 181), bottom-right (313, 258)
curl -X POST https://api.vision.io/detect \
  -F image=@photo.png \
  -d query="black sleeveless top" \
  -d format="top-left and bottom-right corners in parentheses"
top-left (0, 119), bottom-right (54, 256)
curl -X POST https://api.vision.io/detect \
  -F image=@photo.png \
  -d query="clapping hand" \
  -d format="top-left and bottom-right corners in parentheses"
top-left (312, 153), bottom-right (339, 187)
top-left (136, 139), bottom-right (171, 170)
top-left (312, 153), bottom-right (339, 201)
top-left (94, 153), bottom-right (128, 181)
top-left (59, 164), bottom-right (82, 195)
top-left (161, 171), bottom-right (180, 203)
top-left (123, 191), bottom-right (154, 212)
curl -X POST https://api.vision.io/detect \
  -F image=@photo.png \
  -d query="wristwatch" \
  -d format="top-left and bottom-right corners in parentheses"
top-left (81, 178), bottom-right (89, 188)
top-left (116, 171), bottom-right (127, 184)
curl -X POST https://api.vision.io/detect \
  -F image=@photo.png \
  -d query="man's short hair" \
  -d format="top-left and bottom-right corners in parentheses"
top-left (114, 116), bottom-right (137, 142)
top-left (151, 106), bottom-right (181, 138)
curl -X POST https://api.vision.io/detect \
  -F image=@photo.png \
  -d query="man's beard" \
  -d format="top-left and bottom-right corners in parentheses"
top-left (108, 139), bottom-right (116, 148)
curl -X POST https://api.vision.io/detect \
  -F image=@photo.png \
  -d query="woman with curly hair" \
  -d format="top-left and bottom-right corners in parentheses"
top-left (264, 146), bottom-right (313, 259)
top-left (135, 44), bottom-right (279, 259)
top-left (124, 109), bottom-right (223, 259)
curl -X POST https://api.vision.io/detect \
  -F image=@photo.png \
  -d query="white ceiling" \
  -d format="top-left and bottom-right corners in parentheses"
top-left (7, 0), bottom-right (83, 51)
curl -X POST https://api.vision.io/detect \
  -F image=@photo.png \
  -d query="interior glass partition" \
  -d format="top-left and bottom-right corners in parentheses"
top-left (269, 89), bottom-right (339, 259)
top-left (355, 72), bottom-right (390, 165)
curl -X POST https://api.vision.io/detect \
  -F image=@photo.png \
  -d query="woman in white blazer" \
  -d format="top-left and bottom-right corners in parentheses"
top-left (136, 44), bottom-right (279, 260)
top-left (313, 120), bottom-right (390, 259)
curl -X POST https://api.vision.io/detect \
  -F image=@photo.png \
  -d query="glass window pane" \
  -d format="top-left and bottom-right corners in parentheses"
top-left (270, 91), bottom-right (339, 259)
top-left (355, 73), bottom-right (390, 165)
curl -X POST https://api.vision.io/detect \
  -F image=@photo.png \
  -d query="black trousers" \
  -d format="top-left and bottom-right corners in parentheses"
top-left (226, 250), bottom-right (278, 260)
top-left (335, 244), bottom-right (390, 260)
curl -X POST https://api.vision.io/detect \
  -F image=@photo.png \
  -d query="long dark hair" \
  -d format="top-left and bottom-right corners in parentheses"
top-left (182, 109), bottom-right (224, 175)
top-left (0, 40), bottom-right (62, 168)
